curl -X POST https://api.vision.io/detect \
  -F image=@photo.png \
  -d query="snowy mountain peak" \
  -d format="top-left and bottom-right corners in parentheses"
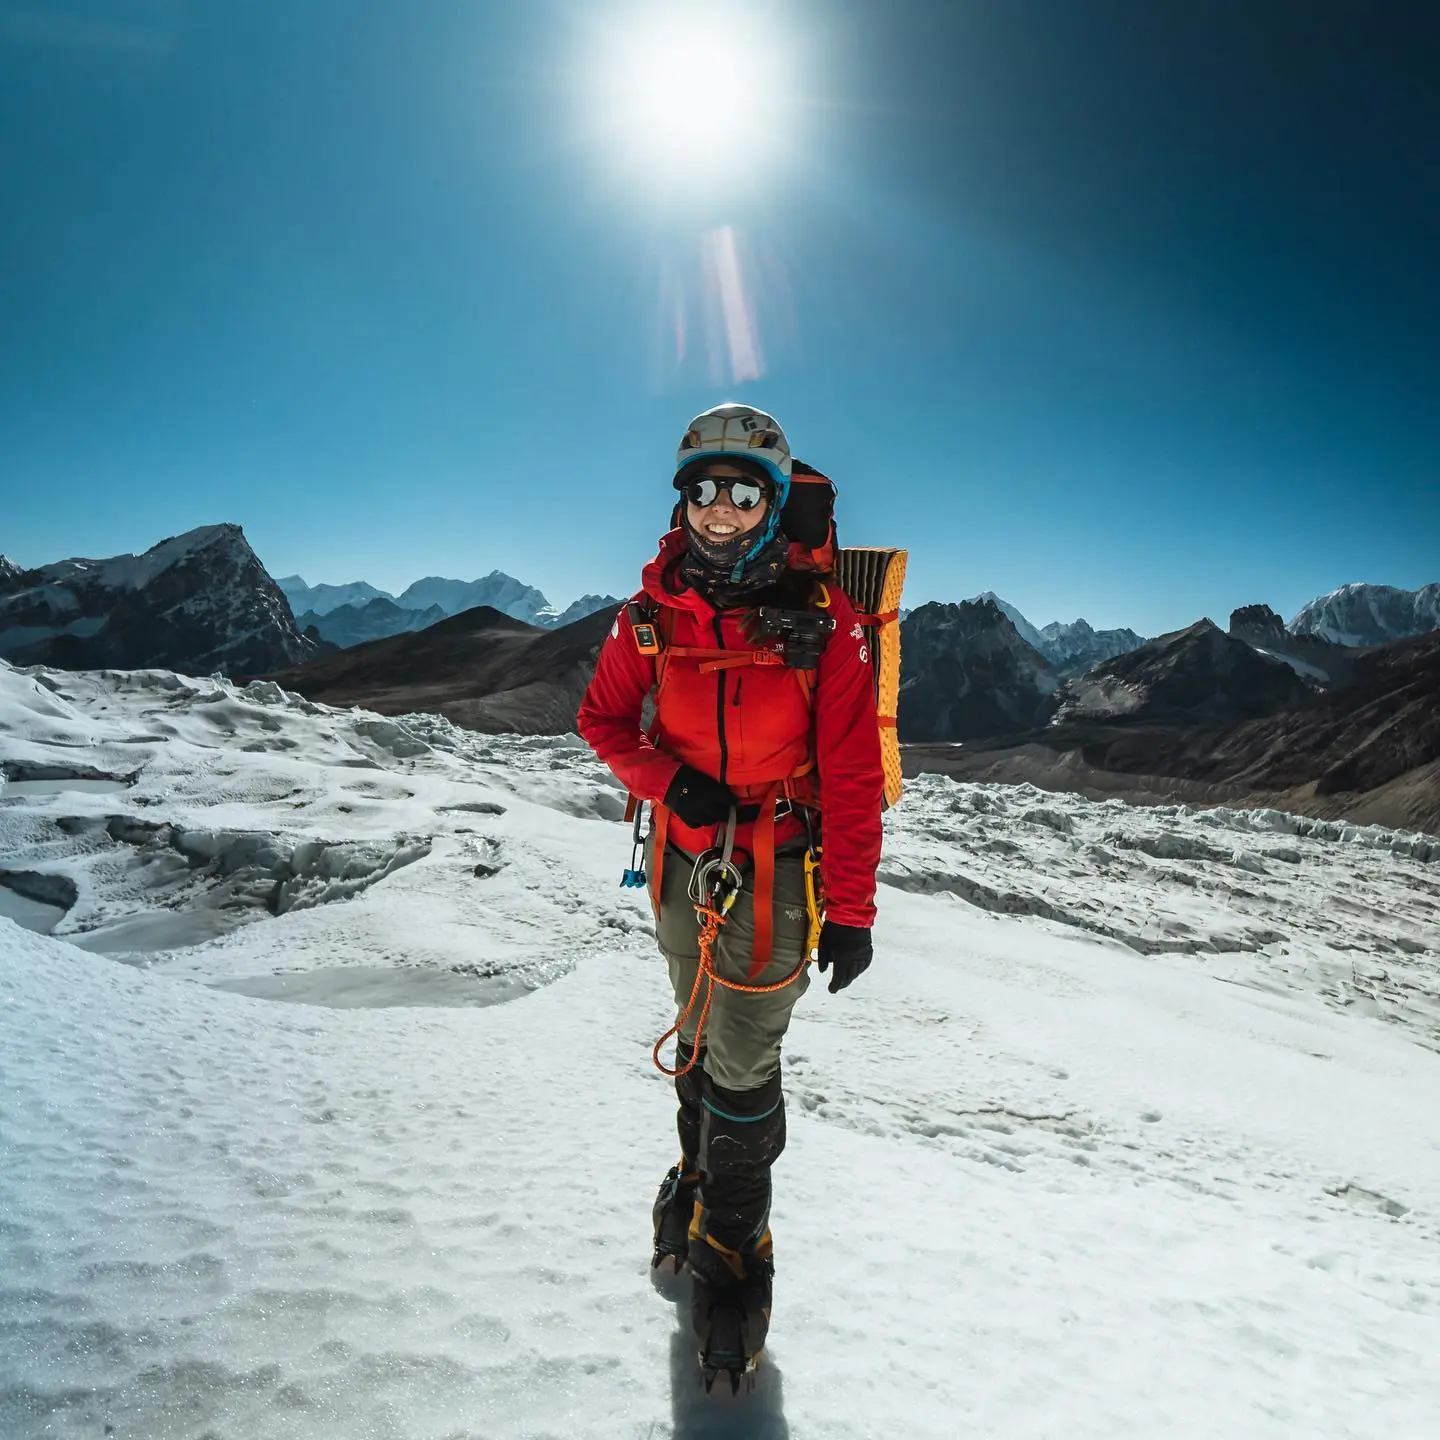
top-left (550, 593), bottom-right (625, 629)
top-left (0, 554), bottom-right (22, 585)
top-left (29, 523), bottom-right (252, 594)
top-left (1288, 581), bottom-right (1440, 647)
top-left (972, 592), bottom-right (1048, 654)
top-left (1039, 617), bottom-right (1146, 674)
top-left (0, 523), bottom-right (315, 675)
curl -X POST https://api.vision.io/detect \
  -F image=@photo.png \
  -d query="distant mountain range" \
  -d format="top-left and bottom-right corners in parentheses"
top-left (898, 589), bottom-right (1440, 835)
top-left (973, 592), bottom-right (1147, 676)
top-left (277, 572), bottom-right (622, 648)
top-left (909, 628), bottom-right (1440, 837)
top-left (972, 582), bottom-right (1440, 676)
top-left (3, 526), bottom-right (1436, 832)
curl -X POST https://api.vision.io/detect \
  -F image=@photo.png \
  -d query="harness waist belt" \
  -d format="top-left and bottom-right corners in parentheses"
top-left (733, 796), bottom-right (802, 825)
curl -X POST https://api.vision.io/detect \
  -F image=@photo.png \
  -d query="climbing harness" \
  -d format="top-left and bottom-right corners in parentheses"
top-left (651, 806), bottom-right (815, 1080)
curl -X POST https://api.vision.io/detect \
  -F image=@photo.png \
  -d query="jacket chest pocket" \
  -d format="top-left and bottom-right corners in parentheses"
top-left (654, 655), bottom-right (809, 784)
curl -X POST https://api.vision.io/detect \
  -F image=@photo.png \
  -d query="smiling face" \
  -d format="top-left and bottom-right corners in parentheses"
top-left (684, 461), bottom-right (771, 545)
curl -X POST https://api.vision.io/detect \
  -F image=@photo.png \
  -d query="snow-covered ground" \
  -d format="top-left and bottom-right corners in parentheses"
top-left (2, 659), bottom-right (1439, 1439)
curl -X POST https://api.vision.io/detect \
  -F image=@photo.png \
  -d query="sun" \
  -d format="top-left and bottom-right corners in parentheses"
top-left (584, 7), bottom-right (790, 182)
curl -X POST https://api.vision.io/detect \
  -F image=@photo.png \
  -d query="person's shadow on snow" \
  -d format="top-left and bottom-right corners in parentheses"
top-left (653, 1268), bottom-right (791, 1439)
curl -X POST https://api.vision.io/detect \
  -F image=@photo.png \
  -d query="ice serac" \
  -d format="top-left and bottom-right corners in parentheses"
top-left (1057, 618), bottom-right (1313, 726)
top-left (1289, 582), bottom-right (1440, 647)
top-left (397, 571), bottom-right (553, 625)
top-left (0, 523), bottom-right (317, 676)
top-left (899, 598), bottom-right (1060, 742)
top-left (972, 591), bottom-right (1048, 655)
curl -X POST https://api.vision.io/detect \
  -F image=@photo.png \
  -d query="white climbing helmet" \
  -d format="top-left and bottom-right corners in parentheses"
top-left (673, 402), bottom-right (793, 497)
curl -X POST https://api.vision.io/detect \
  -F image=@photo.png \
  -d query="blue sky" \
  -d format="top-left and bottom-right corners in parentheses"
top-left (2, 0), bottom-right (1437, 635)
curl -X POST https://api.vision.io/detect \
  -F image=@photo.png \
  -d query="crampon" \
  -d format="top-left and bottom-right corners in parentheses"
top-left (651, 1164), bottom-right (697, 1273)
top-left (691, 1247), bottom-right (773, 1396)
top-left (700, 1345), bottom-right (763, 1396)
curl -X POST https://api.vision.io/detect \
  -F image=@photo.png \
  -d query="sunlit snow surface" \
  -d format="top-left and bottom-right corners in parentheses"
top-left (2, 660), bottom-right (1439, 1438)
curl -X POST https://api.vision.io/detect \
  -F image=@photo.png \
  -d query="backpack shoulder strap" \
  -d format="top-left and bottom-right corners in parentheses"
top-left (626, 595), bottom-right (676, 693)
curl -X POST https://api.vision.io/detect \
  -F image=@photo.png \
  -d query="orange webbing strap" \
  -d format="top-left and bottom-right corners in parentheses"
top-left (698, 652), bottom-right (785, 674)
top-left (856, 609), bottom-right (901, 627)
top-left (652, 901), bottom-right (811, 1079)
top-left (648, 803), bottom-right (670, 919)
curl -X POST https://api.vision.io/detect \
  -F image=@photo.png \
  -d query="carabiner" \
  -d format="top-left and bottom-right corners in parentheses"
top-left (619, 799), bottom-right (648, 888)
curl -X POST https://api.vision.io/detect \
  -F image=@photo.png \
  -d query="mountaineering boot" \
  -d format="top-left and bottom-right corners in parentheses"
top-left (689, 1217), bottom-right (774, 1394)
top-left (689, 1068), bottom-right (786, 1390)
top-left (652, 1162), bottom-right (699, 1272)
top-left (652, 1041), bottom-right (705, 1271)
top-left (694, 1068), bottom-right (785, 1254)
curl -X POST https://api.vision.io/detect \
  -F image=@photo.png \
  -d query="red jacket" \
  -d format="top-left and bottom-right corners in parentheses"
top-left (577, 530), bottom-right (883, 928)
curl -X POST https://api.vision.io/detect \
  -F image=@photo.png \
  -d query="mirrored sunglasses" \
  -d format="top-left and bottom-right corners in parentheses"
top-left (683, 475), bottom-right (769, 511)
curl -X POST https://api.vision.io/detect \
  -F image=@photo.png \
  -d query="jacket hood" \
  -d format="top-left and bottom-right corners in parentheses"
top-left (640, 529), bottom-right (715, 618)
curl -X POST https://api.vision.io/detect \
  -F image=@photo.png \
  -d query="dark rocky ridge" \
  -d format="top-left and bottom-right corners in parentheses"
top-left (898, 599), bottom-right (1059, 742)
top-left (0, 524), bottom-right (316, 676)
top-left (906, 630), bottom-right (1440, 836)
top-left (1228, 604), bottom-right (1355, 685)
top-left (1056, 619), bottom-right (1314, 727)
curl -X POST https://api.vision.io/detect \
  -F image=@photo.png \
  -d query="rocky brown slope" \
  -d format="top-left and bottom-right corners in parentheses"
top-left (258, 604), bottom-right (619, 734)
top-left (1055, 619), bottom-right (1314, 726)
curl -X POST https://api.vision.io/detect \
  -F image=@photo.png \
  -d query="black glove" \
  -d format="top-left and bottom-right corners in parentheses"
top-left (816, 921), bottom-right (873, 994)
top-left (663, 764), bottom-right (737, 828)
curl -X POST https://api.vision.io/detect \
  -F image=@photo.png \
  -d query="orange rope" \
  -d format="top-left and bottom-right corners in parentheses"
top-left (651, 903), bottom-right (811, 1079)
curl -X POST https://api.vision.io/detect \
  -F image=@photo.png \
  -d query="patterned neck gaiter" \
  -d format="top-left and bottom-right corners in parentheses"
top-left (678, 511), bottom-right (790, 610)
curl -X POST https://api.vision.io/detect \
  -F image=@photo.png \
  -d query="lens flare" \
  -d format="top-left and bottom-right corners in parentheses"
top-left (705, 224), bottom-right (763, 383)
top-left (652, 224), bottom-right (794, 388)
